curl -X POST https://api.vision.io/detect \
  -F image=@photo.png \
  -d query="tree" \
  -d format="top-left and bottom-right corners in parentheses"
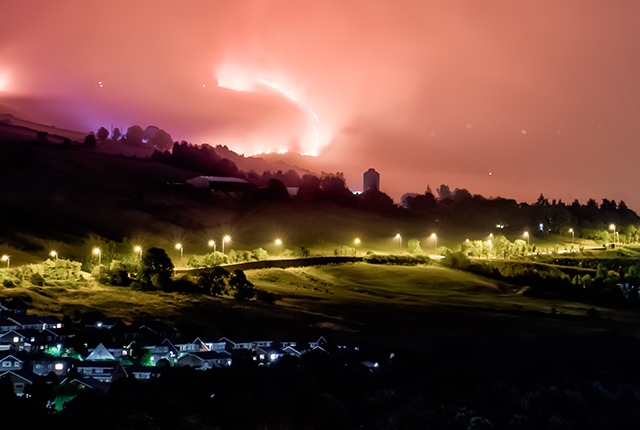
top-left (96, 127), bottom-right (109, 141)
top-left (137, 248), bottom-right (173, 290)
top-left (112, 127), bottom-right (121, 140)
top-left (229, 270), bottom-right (255, 300)
top-left (198, 267), bottom-right (229, 296)
top-left (83, 133), bottom-right (96, 148)
top-left (149, 129), bottom-right (173, 151)
top-left (407, 239), bottom-right (422, 254)
top-left (126, 125), bottom-right (144, 146)
top-left (437, 184), bottom-right (452, 200)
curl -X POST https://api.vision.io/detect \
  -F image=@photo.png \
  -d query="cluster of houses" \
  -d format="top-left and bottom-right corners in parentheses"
top-left (0, 301), bottom-right (345, 398)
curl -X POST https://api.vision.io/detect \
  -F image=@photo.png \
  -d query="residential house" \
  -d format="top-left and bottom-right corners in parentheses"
top-left (175, 351), bottom-right (232, 370)
top-left (254, 347), bottom-right (285, 365)
top-left (0, 330), bottom-right (33, 352)
top-left (125, 365), bottom-right (164, 380)
top-left (32, 356), bottom-right (77, 377)
top-left (219, 337), bottom-right (253, 351)
top-left (0, 369), bottom-right (38, 396)
top-left (0, 354), bottom-right (23, 371)
top-left (74, 361), bottom-right (127, 383)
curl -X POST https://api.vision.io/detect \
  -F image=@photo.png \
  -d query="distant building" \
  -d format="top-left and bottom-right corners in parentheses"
top-left (185, 176), bottom-right (255, 192)
top-left (363, 168), bottom-right (380, 192)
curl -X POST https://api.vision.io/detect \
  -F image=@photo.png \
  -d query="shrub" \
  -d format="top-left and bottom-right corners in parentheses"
top-left (364, 255), bottom-right (431, 266)
top-left (253, 248), bottom-right (269, 261)
top-left (256, 290), bottom-right (277, 304)
top-left (407, 239), bottom-right (422, 254)
top-left (203, 252), bottom-right (228, 267)
top-left (30, 273), bottom-right (45, 286)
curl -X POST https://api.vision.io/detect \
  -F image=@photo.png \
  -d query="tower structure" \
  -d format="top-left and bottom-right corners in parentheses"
top-left (363, 168), bottom-right (380, 192)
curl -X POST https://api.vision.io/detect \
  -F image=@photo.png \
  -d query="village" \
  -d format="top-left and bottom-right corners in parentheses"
top-left (0, 301), bottom-right (376, 402)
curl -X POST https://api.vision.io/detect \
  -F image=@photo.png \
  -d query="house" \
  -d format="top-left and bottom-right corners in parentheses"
top-left (175, 351), bottom-right (232, 370)
top-left (309, 336), bottom-right (328, 350)
top-left (86, 343), bottom-right (118, 361)
top-left (282, 346), bottom-right (302, 358)
top-left (0, 330), bottom-right (33, 352)
top-left (0, 354), bottom-right (23, 371)
top-left (0, 302), bottom-right (27, 317)
top-left (219, 337), bottom-right (253, 351)
top-left (171, 338), bottom-right (208, 355)
top-left (82, 317), bottom-right (123, 330)
top-left (32, 356), bottom-right (77, 377)
top-left (7, 315), bottom-right (62, 331)
top-left (63, 377), bottom-right (110, 393)
top-left (254, 347), bottom-right (285, 365)
top-left (74, 361), bottom-right (127, 383)
top-left (125, 365), bottom-right (164, 380)
top-left (204, 338), bottom-right (227, 352)
top-left (280, 340), bottom-right (297, 349)
top-left (143, 340), bottom-right (178, 363)
top-left (0, 369), bottom-right (38, 396)
top-left (252, 340), bottom-right (273, 349)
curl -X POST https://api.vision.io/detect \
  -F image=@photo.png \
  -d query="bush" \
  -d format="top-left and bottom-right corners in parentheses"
top-left (168, 276), bottom-right (200, 293)
top-left (364, 255), bottom-right (431, 266)
top-left (92, 260), bottom-right (133, 286)
top-left (229, 270), bottom-right (255, 300)
top-left (203, 252), bottom-right (228, 267)
top-left (253, 248), bottom-right (269, 261)
top-left (256, 290), bottom-right (277, 304)
top-left (30, 273), bottom-right (45, 286)
top-left (198, 267), bottom-right (230, 296)
top-left (334, 246), bottom-right (356, 257)
top-left (407, 239), bottom-right (422, 254)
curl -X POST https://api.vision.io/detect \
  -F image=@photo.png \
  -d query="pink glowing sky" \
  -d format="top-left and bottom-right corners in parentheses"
top-left (2, 1), bottom-right (640, 208)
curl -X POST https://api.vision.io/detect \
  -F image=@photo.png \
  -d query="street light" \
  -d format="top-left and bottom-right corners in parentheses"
top-left (50, 250), bottom-right (58, 261)
top-left (208, 240), bottom-right (216, 252)
top-left (1, 255), bottom-right (9, 268)
top-left (92, 247), bottom-right (101, 265)
top-left (487, 239), bottom-right (492, 259)
top-left (222, 235), bottom-right (231, 254)
top-left (568, 228), bottom-right (574, 244)
top-left (395, 233), bottom-right (402, 248)
top-left (174, 243), bottom-right (183, 264)
top-left (431, 233), bottom-right (437, 253)
top-left (609, 224), bottom-right (618, 243)
top-left (134, 246), bottom-right (142, 259)
top-left (354, 238), bottom-right (361, 256)
top-left (523, 231), bottom-right (529, 247)
top-left (275, 238), bottom-right (282, 246)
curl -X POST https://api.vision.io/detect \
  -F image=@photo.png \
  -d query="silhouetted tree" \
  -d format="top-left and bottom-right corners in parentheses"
top-left (112, 127), bottom-right (121, 140)
top-left (137, 248), bottom-right (174, 290)
top-left (126, 125), bottom-right (144, 146)
top-left (83, 133), bottom-right (96, 148)
top-left (96, 127), bottom-right (109, 141)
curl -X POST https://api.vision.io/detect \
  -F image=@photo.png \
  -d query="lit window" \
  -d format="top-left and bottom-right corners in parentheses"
top-left (2, 362), bottom-right (10, 367)
top-left (122, 350), bottom-right (128, 356)
top-left (270, 354), bottom-right (277, 361)
top-left (56, 324), bottom-right (62, 329)
top-left (54, 363), bottom-right (64, 371)
top-left (259, 354), bottom-right (265, 360)
top-left (12, 337), bottom-right (19, 343)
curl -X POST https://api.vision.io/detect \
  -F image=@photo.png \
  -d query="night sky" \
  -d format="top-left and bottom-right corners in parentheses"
top-left (2, 1), bottom-right (640, 208)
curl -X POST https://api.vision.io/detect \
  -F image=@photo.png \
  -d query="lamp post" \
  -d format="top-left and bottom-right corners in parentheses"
top-left (395, 233), bottom-right (402, 248)
top-left (431, 233), bottom-right (437, 253)
top-left (609, 224), bottom-right (617, 244)
top-left (354, 238), bottom-right (361, 256)
top-left (92, 247), bottom-right (101, 265)
top-left (1, 255), bottom-right (9, 268)
top-left (50, 250), bottom-right (58, 261)
top-left (174, 243), bottom-right (183, 265)
top-left (523, 231), bottom-right (529, 247)
top-left (488, 239), bottom-right (492, 259)
top-left (222, 235), bottom-right (231, 254)
top-left (208, 240), bottom-right (216, 252)
top-left (134, 246), bottom-right (142, 259)
top-left (568, 228), bottom-right (574, 244)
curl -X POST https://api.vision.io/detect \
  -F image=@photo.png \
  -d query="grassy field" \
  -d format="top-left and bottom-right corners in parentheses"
top-left (3, 262), bottom-right (639, 348)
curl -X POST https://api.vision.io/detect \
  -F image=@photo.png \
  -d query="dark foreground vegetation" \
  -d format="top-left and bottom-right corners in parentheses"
top-left (4, 332), bottom-right (640, 430)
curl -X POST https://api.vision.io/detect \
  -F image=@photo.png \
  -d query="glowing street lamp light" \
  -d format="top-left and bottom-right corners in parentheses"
top-left (275, 238), bottom-right (282, 246)
top-left (92, 247), bottom-right (101, 265)
top-left (174, 243), bottom-right (183, 263)
top-left (431, 233), bottom-right (437, 252)
top-left (222, 235), bottom-right (231, 254)
top-left (487, 239), bottom-right (492, 259)
top-left (354, 238), bottom-right (361, 256)
top-left (208, 240), bottom-right (216, 252)
top-left (523, 232), bottom-right (529, 247)
top-left (395, 233), bottom-right (402, 248)
top-left (134, 246), bottom-right (142, 259)
top-left (609, 224), bottom-right (618, 243)
top-left (50, 250), bottom-right (58, 261)
top-left (1, 255), bottom-right (9, 268)
top-left (568, 228), bottom-right (574, 244)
